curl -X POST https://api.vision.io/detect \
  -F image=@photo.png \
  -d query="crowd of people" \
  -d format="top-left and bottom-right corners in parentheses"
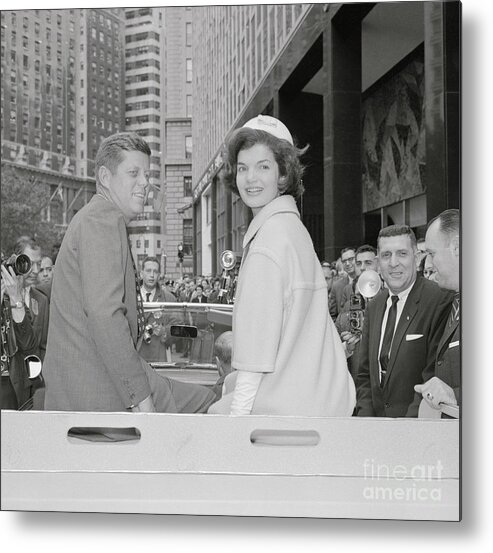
top-left (1, 121), bottom-right (460, 419)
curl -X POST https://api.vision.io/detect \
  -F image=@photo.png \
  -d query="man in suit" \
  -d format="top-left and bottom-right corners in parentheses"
top-left (138, 257), bottom-right (179, 363)
top-left (43, 132), bottom-right (215, 413)
top-left (329, 247), bottom-right (356, 321)
top-left (139, 256), bottom-right (162, 303)
top-left (353, 225), bottom-right (453, 417)
top-left (415, 209), bottom-right (460, 409)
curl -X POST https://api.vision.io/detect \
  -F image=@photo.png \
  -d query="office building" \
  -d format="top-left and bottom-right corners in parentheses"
top-left (191, 2), bottom-right (460, 273)
top-left (1, 8), bottom-right (125, 228)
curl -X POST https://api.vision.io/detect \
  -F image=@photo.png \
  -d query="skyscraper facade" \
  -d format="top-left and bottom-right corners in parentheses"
top-left (124, 7), bottom-right (166, 268)
top-left (1, 8), bottom-right (125, 228)
top-left (191, 2), bottom-right (460, 273)
top-left (161, 6), bottom-right (194, 279)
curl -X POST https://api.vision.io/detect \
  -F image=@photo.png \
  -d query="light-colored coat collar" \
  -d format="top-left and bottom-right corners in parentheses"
top-left (242, 195), bottom-right (300, 249)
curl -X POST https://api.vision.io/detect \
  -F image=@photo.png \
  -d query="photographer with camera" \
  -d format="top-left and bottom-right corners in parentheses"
top-left (337, 245), bottom-right (379, 380)
top-left (1, 256), bottom-right (41, 409)
top-left (10, 238), bottom-right (50, 362)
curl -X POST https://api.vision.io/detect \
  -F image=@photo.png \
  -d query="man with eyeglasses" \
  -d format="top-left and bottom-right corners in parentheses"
top-left (43, 132), bottom-right (215, 414)
top-left (328, 247), bottom-right (357, 321)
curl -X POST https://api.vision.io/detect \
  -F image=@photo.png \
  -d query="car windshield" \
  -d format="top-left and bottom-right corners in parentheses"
top-left (139, 301), bottom-right (232, 387)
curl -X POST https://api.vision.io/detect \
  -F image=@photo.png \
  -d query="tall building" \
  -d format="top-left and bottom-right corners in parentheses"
top-left (124, 7), bottom-right (166, 268)
top-left (1, 8), bottom-right (125, 228)
top-left (191, 2), bottom-right (460, 273)
top-left (161, 6), bottom-right (194, 279)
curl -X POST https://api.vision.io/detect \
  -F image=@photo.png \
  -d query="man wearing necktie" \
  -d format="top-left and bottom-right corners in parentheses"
top-left (415, 210), bottom-right (460, 410)
top-left (355, 225), bottom-right (453, 417)
top-left (140, 256), bottom-right (162, 303)
top-left (43, 133), bottom-right (215, 413)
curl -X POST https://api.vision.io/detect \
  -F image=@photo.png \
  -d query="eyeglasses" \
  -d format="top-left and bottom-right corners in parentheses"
top-left (342, 257), bottom-right (355, 264)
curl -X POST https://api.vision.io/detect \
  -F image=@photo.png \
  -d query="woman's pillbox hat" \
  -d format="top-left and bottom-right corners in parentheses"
top-left (242, 114), bottom-right (294, 145)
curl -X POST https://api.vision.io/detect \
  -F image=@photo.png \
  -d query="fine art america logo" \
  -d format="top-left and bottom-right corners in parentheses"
top-left (362, 459), bottom-right (444, 502)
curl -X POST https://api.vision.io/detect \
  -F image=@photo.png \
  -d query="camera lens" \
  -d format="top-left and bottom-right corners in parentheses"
top-left (15, 254), bottom-right (32, 275)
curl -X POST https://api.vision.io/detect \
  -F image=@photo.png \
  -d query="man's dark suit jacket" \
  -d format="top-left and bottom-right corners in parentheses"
top-left (435, 308), bottom-right (460, 406)
top-left (328, 274), bottom-right (349, 321)
top-left (355, 277), bottom-right (453, 417)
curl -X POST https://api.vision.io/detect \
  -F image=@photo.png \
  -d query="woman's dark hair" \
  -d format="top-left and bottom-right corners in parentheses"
top-left (220, 127), bottom-right (308, 200)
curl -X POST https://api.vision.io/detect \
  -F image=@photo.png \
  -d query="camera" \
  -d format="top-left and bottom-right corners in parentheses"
top-left (217, 250), bottom-right (242, 304)
top-left (143, 324), bottom-right (154, 344)
top-left (1, 253), bottom-right (32, 276)
top-left (348, 293), bottom-right (366, 334)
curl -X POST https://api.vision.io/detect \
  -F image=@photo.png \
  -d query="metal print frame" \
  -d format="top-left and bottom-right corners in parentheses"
top-left (1, 1), bottom-right (461, 520)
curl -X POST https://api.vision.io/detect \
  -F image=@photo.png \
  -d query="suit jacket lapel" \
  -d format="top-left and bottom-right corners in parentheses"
top-left (383, 279), bottom-right (421, 388)
top-left (437, 318), bottom-right (459, 360)
top-left (370, 289), bottom-right (388, 382)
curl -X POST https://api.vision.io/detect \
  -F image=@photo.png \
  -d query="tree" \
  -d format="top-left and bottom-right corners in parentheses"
top-left (1, 164), bottom-right (64, 256)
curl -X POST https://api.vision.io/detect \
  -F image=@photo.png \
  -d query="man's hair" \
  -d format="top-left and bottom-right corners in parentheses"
top-left (14, 236), bottom-right (41, 256)
top-left (355, 244), bottom-right (377, 257)
top-left (196, 284), bottom-right (203, 292)
top-left (377, 224), bottom-right (417, 251)
top-left (214, 331), bottom-right (233, 366)
top-left (95, 132), bottom-right (151, 185)
top-left (141, 256), bottom-right (160, 272)
top-left (220, 127), bottom-right (308, 200)
top-left (427, 209), bottom-right (460, 243)
top-left (340, 246), bottom-right (355, 257)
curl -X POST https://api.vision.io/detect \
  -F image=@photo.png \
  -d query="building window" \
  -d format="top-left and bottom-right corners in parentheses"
top-left (186, 95), bottom-right (193, 117)
top-left (144, 240), bottom-right (149, 250)
top-left (136, 240), bottom-right (141, 249)
top-left (186, 58), bottom-right (192, 82)
top-left (185, 136), bottom-right (192, 159)
top-left (183, 219), bottom-right (193, 255)
top-left (183, 176), bottom-right (193, 196)
top-left (186, 22), bottom-right (192, 46)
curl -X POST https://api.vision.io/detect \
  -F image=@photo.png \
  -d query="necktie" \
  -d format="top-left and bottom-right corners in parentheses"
top-left (127, 238), bottom-right (145, 339)
top-left (448, 295), bottom-right (460, 327)
top-left (146, 292), bottom-right (151, 302)
top-left (379, 295), bottom-right (399, 386)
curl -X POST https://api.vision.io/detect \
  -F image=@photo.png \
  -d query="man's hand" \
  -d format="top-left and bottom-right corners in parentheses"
top-left (131, 395), bottom-right (156, 413)
top-left (1, 265), bottom-right (24, 304)
top-left (415, 377), bottom-right (457, 410)
top-left (340, 331), bottom-right (360, 355)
